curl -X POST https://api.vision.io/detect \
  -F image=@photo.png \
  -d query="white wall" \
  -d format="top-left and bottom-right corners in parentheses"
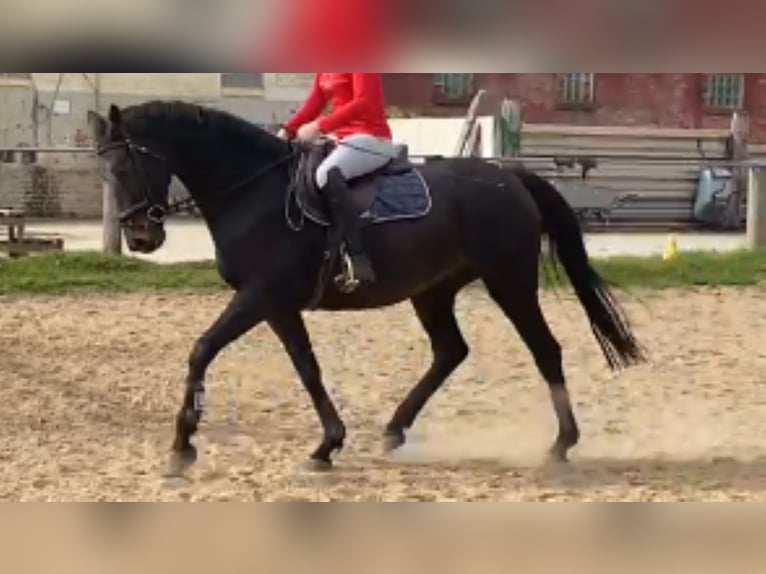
top-left (264, 74), bottom-right (313, 102)
top-left (33, 74), bottom-right (220, 96)
top-left (389, 116), bottom-right (495, 158)
top-left (33, 74), bottom-right (312, 100)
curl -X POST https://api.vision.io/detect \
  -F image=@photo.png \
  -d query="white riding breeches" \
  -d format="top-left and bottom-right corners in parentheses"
top-left (316, 134), bottom-right (397, 189)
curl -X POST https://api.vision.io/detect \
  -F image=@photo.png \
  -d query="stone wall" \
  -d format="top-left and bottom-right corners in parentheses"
top-left (0, 160), bottom-right (101, 218)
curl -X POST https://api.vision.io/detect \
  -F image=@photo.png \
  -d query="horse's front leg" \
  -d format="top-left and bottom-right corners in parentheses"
top-left (171, 285), bottom-right (265, 471)
top-left (268, 312), bottom-right (346, 470)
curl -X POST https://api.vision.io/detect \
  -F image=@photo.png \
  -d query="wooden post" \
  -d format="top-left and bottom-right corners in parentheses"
top-left (495, 96), bottom-right (522, 158)
top-left (454, 89), bottom-right (486, 157)
top-left (102, 181), bottom-right (122, 254)
top-left (730, 111), bottom-right (749, 221)
top-left (746, 168), bottom-right (766, 249)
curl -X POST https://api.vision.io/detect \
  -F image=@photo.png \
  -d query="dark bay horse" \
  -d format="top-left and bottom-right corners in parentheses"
top-left (88, 101), bottom-right (646, 471)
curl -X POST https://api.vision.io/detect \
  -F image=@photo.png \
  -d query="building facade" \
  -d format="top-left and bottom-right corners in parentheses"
top-left (0, 73), bottom-right (314, 218)
top-left (0, 73), bottom-right (313, 148)
top-left (383, 73), bottom-right (766, 143)
top-left (5, 73), bottom-right (763, 147)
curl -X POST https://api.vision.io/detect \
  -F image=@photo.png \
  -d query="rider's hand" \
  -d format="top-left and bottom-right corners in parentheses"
top-left (297, 121), bottom-right (321, 142)
top-left (277, 128), bottom-right (290, 140)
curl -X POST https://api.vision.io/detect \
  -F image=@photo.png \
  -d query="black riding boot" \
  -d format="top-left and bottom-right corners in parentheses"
top-left (323, 167), bottom-right (377, 285)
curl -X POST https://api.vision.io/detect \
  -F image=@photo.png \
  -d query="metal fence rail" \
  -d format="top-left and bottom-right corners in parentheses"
top-left (3, 145), bottom-right (766, 232)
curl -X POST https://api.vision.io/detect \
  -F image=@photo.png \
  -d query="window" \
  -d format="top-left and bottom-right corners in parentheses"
top-left (433, 73), bottom-right (474, 102)
top-left (220, 73), bottom-right (265, 94)
top-left (557, 73), bottom-right (595, 107)
top-left (703, 74), bottom-right (744, 109)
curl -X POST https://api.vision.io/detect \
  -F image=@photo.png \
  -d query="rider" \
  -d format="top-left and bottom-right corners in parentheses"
top-left (278, 73), bottom-right (395, 285)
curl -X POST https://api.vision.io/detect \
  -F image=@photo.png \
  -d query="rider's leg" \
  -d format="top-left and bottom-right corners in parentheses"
top-left (316, 135), bottom-right (396, 285)
top-left (316, 134), bottom-right (396, 185)
top-left (322, 166), bottom-right (377, 284)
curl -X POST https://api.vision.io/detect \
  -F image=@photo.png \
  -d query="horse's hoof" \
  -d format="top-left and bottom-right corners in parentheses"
top-left (305, 457), bottom-right (334, 473)
top-left (167, 446), bottom-right (198, 476)
top-left (382, 431), bottom-right (406, 454)
top-left (546, 447), bottom-right (569, 464)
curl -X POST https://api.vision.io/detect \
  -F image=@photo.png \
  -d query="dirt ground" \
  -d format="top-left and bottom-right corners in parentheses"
top-left (1, 286), bottom-right (766, 501)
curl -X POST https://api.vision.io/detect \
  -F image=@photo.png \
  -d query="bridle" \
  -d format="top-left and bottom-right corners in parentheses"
top-left (96, 139), bottom-right (185, 225)
top-left (96, 136), bottom-right (301, 226)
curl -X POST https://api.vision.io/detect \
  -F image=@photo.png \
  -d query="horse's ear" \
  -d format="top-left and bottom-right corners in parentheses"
top-left (108, 104), bottom-right (122, 125)
top-left (87, 110), bottom-right (108, 139)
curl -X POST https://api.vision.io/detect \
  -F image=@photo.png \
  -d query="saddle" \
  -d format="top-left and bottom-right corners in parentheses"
top-left (290, 139), bottom-right (415, 227)
top-left (287, 139), bottom-right (430, 305)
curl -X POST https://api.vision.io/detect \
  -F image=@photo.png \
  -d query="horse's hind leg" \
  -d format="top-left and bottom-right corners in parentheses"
top-left (480, 250), bottom-right (580, 462)
top-left (384, 277), bottom-right (470, 452)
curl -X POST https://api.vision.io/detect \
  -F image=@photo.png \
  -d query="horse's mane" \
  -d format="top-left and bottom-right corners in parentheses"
top-left (119, 100), bottom-right (282, 151)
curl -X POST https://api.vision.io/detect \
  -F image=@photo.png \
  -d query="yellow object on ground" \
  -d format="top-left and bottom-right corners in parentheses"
top-left (662, 235), bottom-right (678, 261)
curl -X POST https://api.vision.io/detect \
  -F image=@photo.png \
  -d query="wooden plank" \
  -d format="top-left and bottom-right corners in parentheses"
top-left (520, 139), bottom-right (728, 154)
top-left (555, 185), bottom-right (627, 209)
top-left (0, 147), bottom-right (95, 153)
top-left (0, 239), bottom-right (63, 249)
top-left (0, 209), bottom-right (25, 224)
top-left (0, 217), bottom-right (26, 227)
top-left (522, 131), bottom-right (728, 145)
top-left (0, 202), bottom-right (63, 258)
top-left (525, 165), bottom-right (707, 179)
top-left (520, 144), bottom-right (728, 157)
top-left (586, 221), bottom-right (703, 232)
top-left (527, 169), bottom-right (701, 184)
top-left (530, 172), bottom-right (704, 185)
top-left (517, 155), bottom-right (724, 165)
top-left (0, 238), bottom-right (64, 256)
top-left (521, 123), bottom-right (730, 139)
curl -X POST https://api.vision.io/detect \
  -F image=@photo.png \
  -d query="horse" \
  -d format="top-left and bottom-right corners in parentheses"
top-left (87, 100), bottom-right (646, 471)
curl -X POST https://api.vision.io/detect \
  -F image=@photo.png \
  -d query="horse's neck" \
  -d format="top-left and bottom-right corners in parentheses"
top-left (171, 135), bottom-right (290, 239)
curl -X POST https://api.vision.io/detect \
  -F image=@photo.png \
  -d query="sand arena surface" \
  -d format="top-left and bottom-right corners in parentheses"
top-left (1, 286), bottom-right (766, 501)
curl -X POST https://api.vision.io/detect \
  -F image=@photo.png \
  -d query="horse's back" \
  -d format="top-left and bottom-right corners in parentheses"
top-left (365, 158), bottom-right (541, 280)
top-left (418, 157), bottom-right (542, 242)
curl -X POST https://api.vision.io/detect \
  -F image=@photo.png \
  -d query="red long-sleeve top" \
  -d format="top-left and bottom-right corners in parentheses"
top-left (283, 73), bottom-right (392, 141)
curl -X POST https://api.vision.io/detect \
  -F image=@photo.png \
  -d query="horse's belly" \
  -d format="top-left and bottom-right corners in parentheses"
top-left (317, 210), bottom-right (469, 310)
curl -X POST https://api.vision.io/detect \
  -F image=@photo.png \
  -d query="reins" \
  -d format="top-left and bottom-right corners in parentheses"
top-left (96, 136), bottom-right (301, 223)
top-left (97, 130), bottom-right (510, 228)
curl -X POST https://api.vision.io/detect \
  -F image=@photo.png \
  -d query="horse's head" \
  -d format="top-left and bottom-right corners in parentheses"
top-left (88, 104), bottom-right (171, 253)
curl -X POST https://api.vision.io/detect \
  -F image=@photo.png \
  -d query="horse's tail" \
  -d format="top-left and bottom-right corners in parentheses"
top-left (511, 167), bottom-right (647, 371)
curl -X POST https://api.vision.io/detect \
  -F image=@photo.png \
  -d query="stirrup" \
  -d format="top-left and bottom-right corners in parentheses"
top-left (334, 246), bottom-right (360, 294)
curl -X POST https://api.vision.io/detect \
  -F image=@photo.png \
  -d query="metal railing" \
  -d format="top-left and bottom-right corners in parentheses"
top-left (4, 144), bottom-right (766, 253)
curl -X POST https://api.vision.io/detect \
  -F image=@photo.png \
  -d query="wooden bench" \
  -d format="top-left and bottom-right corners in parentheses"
top-left (0, 208), bottom-right (64, 258)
